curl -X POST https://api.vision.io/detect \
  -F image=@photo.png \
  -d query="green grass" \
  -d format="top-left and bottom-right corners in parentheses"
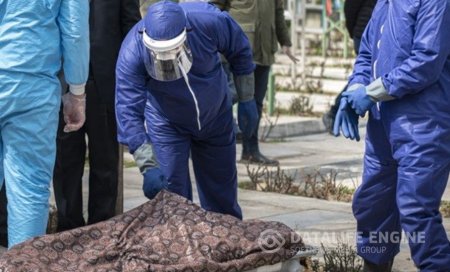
top-left (124, 159), bottom-right (137, 168)
top-left (238, 181), bottom-right (255, 190)
top-left (440, 200), bottom-right (450, 218)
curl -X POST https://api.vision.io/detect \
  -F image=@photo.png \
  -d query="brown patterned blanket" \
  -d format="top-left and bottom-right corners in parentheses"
top-left (0, 191), bottom-right (303, 271)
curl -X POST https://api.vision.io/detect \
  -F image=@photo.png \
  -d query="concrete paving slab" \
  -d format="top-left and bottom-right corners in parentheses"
top-left (237, 190), bottom-right (351, 214)
top-left (261, 210), bottom-right (354, 231)
top-left (275, 76), bottom-right (347, 95)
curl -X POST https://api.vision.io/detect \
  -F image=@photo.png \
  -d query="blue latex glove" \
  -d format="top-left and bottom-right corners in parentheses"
top-left (238, 99), bottom-right (259, 138)
top-left (333, 97), bottom-right (360, 141)
top-left (342, 86), bottom-right (375, 117)
top-left (143, 168), bottom-right (168, 199)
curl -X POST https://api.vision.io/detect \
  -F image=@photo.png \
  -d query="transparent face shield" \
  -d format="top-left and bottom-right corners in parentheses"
top-left (143, 29), bottom-right (193, 81)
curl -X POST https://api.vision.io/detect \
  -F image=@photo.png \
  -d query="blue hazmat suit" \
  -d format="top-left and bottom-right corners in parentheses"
top-left (116, 2), bottom-right (255, 219)
top-left (0, 1), bottom-right (89, 247)
top-left (348, 0), bottom-right (450, 269)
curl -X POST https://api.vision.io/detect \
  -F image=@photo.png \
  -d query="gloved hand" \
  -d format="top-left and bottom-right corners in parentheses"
top-left (62, 92), bottom-right (86, 132)
top-left (143, 167), bottom-right (168, 199)
top-left (333, 97), bottom-right (360, 141)
top-left (342, 86), bottom-right (375, 117)
top-left (238, 99), bottom-right (259, 138)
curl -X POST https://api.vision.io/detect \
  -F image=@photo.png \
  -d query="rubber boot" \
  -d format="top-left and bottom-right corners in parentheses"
top-left (241, 136), bottom-right (279, 166)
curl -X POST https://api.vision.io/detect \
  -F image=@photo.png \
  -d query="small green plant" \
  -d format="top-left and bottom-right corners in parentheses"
top-left (305, 242), bottom-right (363, 272)
top-left (124, 159), bottom-right (137, 168)
top-left (289, 95), bottom-right (314, 116)
top-left (321, 242), bottom-right (363, 272)
top-left (246, 164), bottom-right (295, 194)
top-left (238, 181), bottom-right (256, 190)
top-left (299, 170), bottom-right (354, 202)
top-left (245, 166), bottom-right (354, 203)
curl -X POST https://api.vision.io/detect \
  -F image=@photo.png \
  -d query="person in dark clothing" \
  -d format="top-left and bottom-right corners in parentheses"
top-left (322, 0), bottom-right (376, 133)
top-left (53, 0), bottom-right (141, 232)
top-left (344, 0), bottom-right (377, 55)
top-left (0, 185), bottom-right (6, 247)
top-left (210, 0), bottom-right (297, 166)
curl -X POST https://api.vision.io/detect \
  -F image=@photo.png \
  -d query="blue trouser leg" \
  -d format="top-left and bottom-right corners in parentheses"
top-left (147, 117), bottom-right (193, 201)
top-left (1, 93), bottom-right (59, 247)
top-left (396, 162), bottom-right (450, 271)
top-left (388, 107), bottom-right (450, 270)
top-left (353, 110), bottom-right (401, 264)
top-left (148, 108), bottom-right (241, 218)
top-left (242, 65), bottom-right (271, 155)
top-left (191, 109), bottom-right (242, 219)
top-left (356, 104), bottom-right (450, 269)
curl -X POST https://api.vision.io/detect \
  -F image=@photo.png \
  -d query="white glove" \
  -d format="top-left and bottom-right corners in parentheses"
top-left (62, 92), bottom-right (86, 132)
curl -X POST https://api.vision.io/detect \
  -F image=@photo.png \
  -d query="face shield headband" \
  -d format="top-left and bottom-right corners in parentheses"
top-left (142, 28), bottom-right (193, 81)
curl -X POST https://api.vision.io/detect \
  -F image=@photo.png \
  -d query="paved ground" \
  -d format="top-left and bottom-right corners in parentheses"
top-left (118, 127), bottom-right (450, 271)
top-left (1, 117), bottom-right (449, 272)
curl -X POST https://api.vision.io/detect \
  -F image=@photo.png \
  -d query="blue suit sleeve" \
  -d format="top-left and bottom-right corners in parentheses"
top-left (58, 0), bottom-right (89, 87)
top-left (348, 18), bottom-right (374, 87)
top-left (214, 12), bottom-right (255, 76)
top-left (382, 1), bottom-right (450, 98)
top-left (115, 29), bottom-right (149, 153)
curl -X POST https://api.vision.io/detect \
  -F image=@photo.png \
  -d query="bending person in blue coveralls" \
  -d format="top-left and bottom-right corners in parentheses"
top-left (0, 1), bottom-right (89, 247)
top-left (116, 0), bottom-right (258, 219)
top-left (333, 0), bottom-right (450, 271)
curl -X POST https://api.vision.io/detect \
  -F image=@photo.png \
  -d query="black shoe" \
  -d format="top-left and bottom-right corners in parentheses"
top-left (363, 259), bottom-right (393, 272)
top-left (240, 152), bottom-right (279, 166)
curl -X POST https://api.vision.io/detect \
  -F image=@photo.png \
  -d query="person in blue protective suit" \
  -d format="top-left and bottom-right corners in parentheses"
top-left (333, 0), bottom-right (450, 271)
top-left (0, 1), bottom-right (89, 247)
top-left (115, 0), bottom-right (259, 219)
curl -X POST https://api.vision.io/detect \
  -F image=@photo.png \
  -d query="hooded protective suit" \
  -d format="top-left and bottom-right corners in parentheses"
top-left (0, 1), bottom-right (89, 247)
top-left (116, 1), bottom-right (255, 219)
top-left (349, 0), bottom-right (450, 269)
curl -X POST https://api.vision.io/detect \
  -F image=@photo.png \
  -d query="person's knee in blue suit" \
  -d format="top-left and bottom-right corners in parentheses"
top-left (115, 1), bottom-right (260, 219)
top-left (333, 0), bottom-right (450, 270)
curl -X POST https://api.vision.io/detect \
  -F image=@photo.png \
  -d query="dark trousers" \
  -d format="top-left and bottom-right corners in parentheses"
top-left (0, 185), bottom-right (6, 247)
top-left (53, 80), bottom-right (119, 232)
top-left (242, 64), bottom-right (271, 155)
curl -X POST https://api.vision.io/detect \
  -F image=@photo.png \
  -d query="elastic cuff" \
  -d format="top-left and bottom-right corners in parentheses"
top-left (366, 78), bottom-right (395, 102)
top-left (69, 84), bottom-right (86, 95)
top-left (133, 143), bottom-right (158, 174)
top-left (235, 73), bottom-right (255, 102)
